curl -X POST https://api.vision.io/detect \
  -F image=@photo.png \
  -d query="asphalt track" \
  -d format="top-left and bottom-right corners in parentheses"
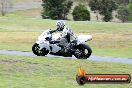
top-left (0, 50), bottom-right (132, 64)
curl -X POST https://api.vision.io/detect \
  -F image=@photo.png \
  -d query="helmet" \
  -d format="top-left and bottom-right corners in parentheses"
top-left (56, 20), bottom-right (65, 31)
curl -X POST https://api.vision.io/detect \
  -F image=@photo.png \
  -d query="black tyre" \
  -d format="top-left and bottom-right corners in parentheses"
top-left (76, 76), bottom-right (86, 85)
top-left (32, 43), bottom-right (49, 56)
top-left (74, 44), bottom-right (92, 59)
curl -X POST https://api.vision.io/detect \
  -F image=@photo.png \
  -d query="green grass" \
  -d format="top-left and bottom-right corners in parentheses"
top-left (1, 13), bottom-right (132, 32)
top-left (0, 13), bottom-right (132, 58)
top-left (0, 54), bottom-right (132, 88)
top-left (128, 12), bottom-right (132, 21)
top-left (92, 48), bottom-right (132, 58)
top-left (11, 8), bottom-right (42, 18)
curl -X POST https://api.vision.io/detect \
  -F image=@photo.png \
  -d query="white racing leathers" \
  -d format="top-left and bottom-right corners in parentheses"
top-left (58, 27), bottom-right (76, 46)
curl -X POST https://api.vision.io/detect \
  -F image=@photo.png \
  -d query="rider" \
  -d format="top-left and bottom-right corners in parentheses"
top-left (49, 20), bottom-right (76, 45)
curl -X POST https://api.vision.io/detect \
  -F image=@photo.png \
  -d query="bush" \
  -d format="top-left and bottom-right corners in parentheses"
top-left (72, 4), bottom-right (90, 21)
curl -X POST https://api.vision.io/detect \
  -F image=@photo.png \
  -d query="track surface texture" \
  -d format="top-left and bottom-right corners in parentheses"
top-left (0, 50), bottom-right (132, 64)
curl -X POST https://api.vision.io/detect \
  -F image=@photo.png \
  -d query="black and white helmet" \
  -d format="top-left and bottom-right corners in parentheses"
top-left (56, 20), bottom-right (65, 31)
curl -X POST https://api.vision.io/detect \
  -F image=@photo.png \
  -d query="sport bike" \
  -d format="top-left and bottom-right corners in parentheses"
top-left (32, 30), bottom-right (92, 59)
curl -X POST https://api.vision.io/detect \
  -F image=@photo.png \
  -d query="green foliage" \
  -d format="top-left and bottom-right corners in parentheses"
top-left (99, 0), bottom-right (118, 22)
top-left (128, 3), bottom-right (132, 11)
top-left (114, 0), bottom-right (129, 5)
top-left (117, 6), bottom-right (130, 22)
top-left (89, 0), bottom-right (118, 22)
top-left (72, 4), bottom-right (90, 21)
top-left (128, 3), bottom-right (132, 21)
top-left (99, 0), bottom-right (118, 14)
top-left (41, 0), bottom-right (73, 20)
top-left (103, 12), bottom-right (113, 22)
top-left (89, 0), bottom-right (100, 11)
top-left (89, 0), bottom-right (101, 20)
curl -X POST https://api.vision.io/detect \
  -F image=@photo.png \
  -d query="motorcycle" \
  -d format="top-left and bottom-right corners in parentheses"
top-left (32, 29), bottom-right (92, 59)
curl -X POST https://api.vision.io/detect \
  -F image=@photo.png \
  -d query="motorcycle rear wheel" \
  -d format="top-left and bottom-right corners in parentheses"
top-left (74, 44), bottom-right (92, 59)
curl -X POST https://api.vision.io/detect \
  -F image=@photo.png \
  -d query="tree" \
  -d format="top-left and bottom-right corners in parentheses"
top-left (41, 0), bottom-right (73, 20)
top-left (99, 0), bottom-right (118, 22)
top-left (89, 0), bottom-right (100, 20)
top-left (89, 0), bottom-right (118, 22)
top-left (103, 12), bottom-right (113, 22)
top-left (63, 1), bottom-right (73, 19)
top-left (0, 0), bottom-right (12, 16)
top-left (117, 6), bottom-right (130, 22)
top-left (72, 4), bottom-right (90, 21)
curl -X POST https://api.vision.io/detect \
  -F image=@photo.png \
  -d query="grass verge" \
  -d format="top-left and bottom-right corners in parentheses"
top-left (0, 54), bottom-right (132, 88)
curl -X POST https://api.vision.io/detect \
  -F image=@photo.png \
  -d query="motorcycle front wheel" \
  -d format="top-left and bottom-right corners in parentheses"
top-left (32, 43), bottom-right (49, 56)
top-left (74, 44), bottom-right (92, 59)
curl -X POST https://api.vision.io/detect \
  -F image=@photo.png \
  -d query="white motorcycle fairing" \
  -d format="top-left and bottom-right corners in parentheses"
top-left (36, 30), bottom-right (61, 53)
top-left (77, 35), bottom-right (92, 44)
